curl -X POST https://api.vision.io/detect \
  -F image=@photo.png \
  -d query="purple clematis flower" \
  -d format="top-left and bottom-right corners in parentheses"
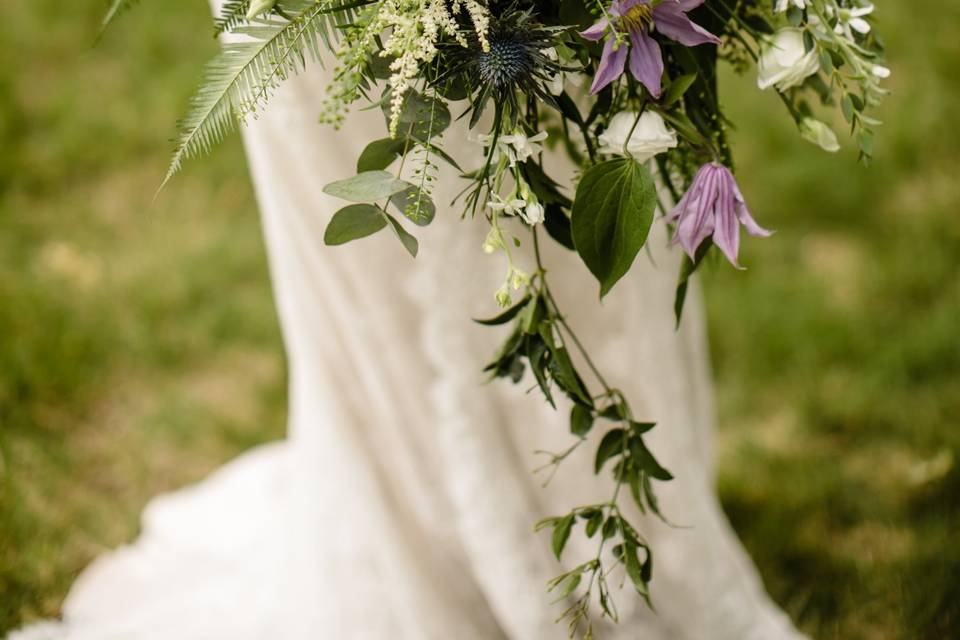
top-left (581, 0), bottom-right (720, 97)
top-left (669, 162), bottom-right (772, 268)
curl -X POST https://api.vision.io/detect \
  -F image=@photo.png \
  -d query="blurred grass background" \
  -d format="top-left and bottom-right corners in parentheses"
top-left (0, 0), bottom-right (957, 638)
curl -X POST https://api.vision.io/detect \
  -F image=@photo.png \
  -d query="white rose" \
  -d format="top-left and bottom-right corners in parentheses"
top-left (597, 111), bottom-right (678, 162)
top-left (799, 117), bottom-right (840, 153)
top-left (757, 28), bottom-right (820, 92)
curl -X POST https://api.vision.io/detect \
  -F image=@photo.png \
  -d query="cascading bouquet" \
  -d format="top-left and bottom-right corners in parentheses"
top-left (106, 0), bottom-right (888, 634)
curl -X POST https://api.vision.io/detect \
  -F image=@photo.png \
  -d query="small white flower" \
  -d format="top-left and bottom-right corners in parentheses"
top-left (871, 64), bottom-right (891, 79)
top-left (757, 28), bottom-right (820, 92)
top-left (487, 195), bottom-right (528, 216)
top-left (521, 201), bottom-right (545, 225)
top-left (499, 131), bottom-right (548, 166)
top-left (774, 0), bottom-right (806, 13)
top-left (597, 111), bottom-right (678, 161)
top-left (799, 117), bottom-right (840, 153)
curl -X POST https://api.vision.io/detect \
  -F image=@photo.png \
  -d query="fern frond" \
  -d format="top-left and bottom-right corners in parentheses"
top-left (161, 0), bottom-right (362, 190)
top-left (213, 0), bottom-right (251, 37)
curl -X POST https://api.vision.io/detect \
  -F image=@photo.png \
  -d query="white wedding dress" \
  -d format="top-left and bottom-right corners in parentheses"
top-left (10, 14), bottom-right (807, 640)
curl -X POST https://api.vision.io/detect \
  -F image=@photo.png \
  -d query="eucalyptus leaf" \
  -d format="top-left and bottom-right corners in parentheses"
top-left (571, 158), bottom-right (656, 298)
top-left (323, 204), bottom-right (387, 246)
top-left (383, 211), bottom-right (419, 257)
top-left (357, 138), bottom-right (407, 172)
top-left (323, 171), bottom-right (411, 202)
top-left (389, 185), bottom-right (436, 226)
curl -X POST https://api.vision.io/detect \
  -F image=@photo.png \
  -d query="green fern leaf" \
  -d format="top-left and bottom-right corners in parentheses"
top-left (161, 0), bottom-right (359, 190)
top-left (213, 1), bottom-right (252, 37)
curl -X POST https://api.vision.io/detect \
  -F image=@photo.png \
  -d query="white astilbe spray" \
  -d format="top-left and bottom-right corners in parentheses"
top-left (375, 0), bottom-right (490, 135)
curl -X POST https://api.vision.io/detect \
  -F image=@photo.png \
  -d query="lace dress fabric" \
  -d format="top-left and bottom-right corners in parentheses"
top-left (10, 16), bottom-right (806, 640)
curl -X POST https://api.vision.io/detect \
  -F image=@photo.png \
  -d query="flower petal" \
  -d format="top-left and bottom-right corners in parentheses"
top-left (711, 174), bottom-right (742, 267)
top-left (628, 30), bottom-right (664, 97)
top-left (579, 18), bottom-right (609, 42)
top-left (653, 4), bottom-right (721, 46)
top-left (589, 38), bottom-right (628, 94)
top-left (731, 180), bottom-right (773, 237)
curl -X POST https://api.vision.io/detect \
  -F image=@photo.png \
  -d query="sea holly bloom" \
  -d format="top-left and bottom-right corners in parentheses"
top-left (668, 163), bottom-right (772, 268)
top-left (580, 0), bottom-right (720, 97)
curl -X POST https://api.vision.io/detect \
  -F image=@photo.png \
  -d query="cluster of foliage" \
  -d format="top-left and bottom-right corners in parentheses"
top-left (105, 0), bottom-right (888, 635)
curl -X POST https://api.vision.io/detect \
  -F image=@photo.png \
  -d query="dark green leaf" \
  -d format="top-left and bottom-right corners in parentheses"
top-left (554, 571), bottom-right (581, 598)
top-left (571, 158), bottom-right (656, 297)
top-left (383, 211), bottom-right (418, 257)
top-left (585, 510), bottom-right (603, 538)
top-left (552, 514), bottom-right (575, 560)
top-left (548, 346), bottom-right (592, 406)
top-left (357, 137), bottom-right (407, 172)
top-left (570, 404), bottom-right (594, 438)
top-left (630, 437), bottom-right (673, 480)
top-left (323, 204), bottom-right (387, 246)
top-left (473, 295), bottom-right (531, 326)
top-left (594, 428), bottom-right (626, 473)
top-left (630, 420), bottom-right (655, 435)
top-left (601, 514), bottom-right (618, 540)
top-left (544, 203), bottom-right (575, 251)
top-left (660, 73), bottom-right (697, 107)
top-left (528, 336), bottom-right (555, 408)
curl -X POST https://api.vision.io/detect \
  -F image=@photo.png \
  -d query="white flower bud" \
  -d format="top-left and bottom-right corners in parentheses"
top-left (799, 117), bottom-right (840, 153)
top-left (757, 28), bottom-right (820, 92)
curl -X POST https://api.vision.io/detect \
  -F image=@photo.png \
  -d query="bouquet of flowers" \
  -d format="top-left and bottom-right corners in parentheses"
top-left (107, 0), bottom-right (888, 634)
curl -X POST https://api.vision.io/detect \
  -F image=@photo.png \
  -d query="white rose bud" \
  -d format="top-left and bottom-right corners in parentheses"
top-left (597, 111), bottom-right (678, 162)
top-left (799, 117), bottom-right (840, 153)
top-left (757, 28), bottom-right (820, 92)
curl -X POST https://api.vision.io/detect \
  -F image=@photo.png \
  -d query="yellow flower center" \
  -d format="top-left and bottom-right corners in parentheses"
top-left (621, 4), bottom-right (654, 31)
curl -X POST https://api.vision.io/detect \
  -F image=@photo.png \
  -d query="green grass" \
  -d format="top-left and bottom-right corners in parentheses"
top-left (1, 0), bottom-right (957, 637)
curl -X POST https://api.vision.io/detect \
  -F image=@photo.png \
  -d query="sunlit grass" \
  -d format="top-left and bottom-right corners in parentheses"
top-left (1, 0), bottom-right (957, 637)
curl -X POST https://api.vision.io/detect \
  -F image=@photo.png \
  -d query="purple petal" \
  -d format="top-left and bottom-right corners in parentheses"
top-left (628, 30), bottom-right (664, 98)
top-left (731, 180), bottom-right (773, 237)
top-left (589, 38), bottom-right (628, 94)
top-left (674, 168), bottom-right (718, 257)
top-left (675, 0), bottom-right (705, 10)
top-left (653, 4), bottom-right (721, 46)
top-left (580, 18), bottom-right (609, 42)
top-left (611, 0), bottom-right (645, 17)
top-left (711, 173), bottom-right (742, 267)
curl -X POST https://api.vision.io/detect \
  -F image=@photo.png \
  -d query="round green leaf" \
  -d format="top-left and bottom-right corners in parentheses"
top-left (323, 170), bottom-right (411, 202)
top-left (357, 138), bottom-right (407, 173)
top-left (389, 186), bottom-right (436, 226)
top-left (324, 204), bottom-right (388, 246)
